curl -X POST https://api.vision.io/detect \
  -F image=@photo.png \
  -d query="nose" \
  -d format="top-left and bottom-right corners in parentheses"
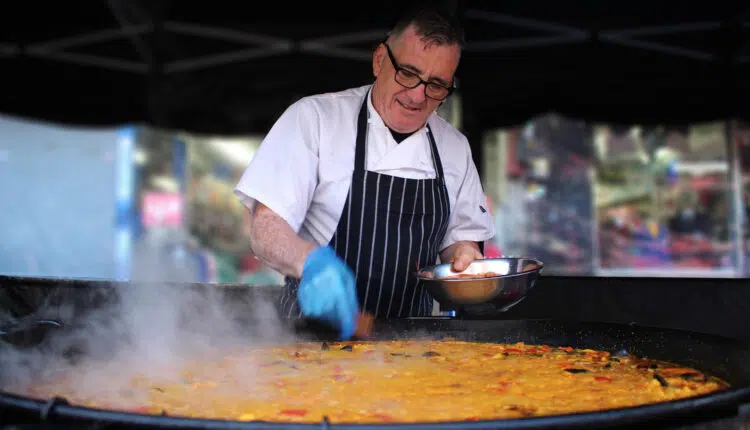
top-left (405, 84), bottom-right (426, 104)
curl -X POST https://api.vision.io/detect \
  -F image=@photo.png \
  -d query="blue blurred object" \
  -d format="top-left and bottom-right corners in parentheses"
top-left (115, 126), bottom-right (136, 281)
top-left (630, 221), bottom-right (671, 263)
top-left (213, 163), bottom-right (232, 180)
top-left (665, 159), bottom-right (679, 185)
top-left (173, 138), bottom-right (187, 193)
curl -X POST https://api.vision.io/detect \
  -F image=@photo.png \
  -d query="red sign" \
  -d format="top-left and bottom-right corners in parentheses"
top-left (142, 192), bottom-right (184, 227)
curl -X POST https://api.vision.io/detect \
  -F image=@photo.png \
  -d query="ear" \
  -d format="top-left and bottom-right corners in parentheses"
top-left (372, 44), bottom-right (386, 78)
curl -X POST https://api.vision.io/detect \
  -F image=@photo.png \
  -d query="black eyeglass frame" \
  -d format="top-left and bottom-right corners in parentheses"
top-left (382, 42), bottom-right (456, 101)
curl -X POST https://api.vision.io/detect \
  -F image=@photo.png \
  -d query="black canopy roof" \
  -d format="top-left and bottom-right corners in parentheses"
top-left (1, 0), bottom-right (748, 135)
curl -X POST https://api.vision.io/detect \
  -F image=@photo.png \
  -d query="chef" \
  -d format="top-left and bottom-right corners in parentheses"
top-left (234, 4), bottom-right (495, 339)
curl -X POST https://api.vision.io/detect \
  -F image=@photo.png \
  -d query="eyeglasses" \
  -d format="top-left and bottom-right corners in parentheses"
top-left (382, 42), bottom-right (454, 101)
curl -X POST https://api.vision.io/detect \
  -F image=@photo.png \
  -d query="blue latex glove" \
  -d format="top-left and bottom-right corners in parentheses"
top-left (297, 246), bottom-right (358, 339)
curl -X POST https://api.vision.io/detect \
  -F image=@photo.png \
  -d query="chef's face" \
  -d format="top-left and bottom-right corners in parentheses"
top-left (372, 25), bottom-right (459, 133)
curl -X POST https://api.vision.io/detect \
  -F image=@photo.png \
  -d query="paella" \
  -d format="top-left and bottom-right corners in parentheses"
top-left (18, 339), bottom-right (727, 424)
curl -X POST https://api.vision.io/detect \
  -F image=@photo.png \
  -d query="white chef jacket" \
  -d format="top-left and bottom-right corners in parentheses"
top-left (234, 84), bottom-right (495, 254)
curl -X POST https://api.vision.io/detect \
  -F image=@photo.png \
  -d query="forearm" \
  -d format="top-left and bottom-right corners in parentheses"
top-left (248, 203), bottom-right (317, 279)
top-left (440, 240), bottom-right (481, 263)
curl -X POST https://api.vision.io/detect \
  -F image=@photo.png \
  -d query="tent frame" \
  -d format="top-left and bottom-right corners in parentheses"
top-left (4, 3), bottom-right (747, 75)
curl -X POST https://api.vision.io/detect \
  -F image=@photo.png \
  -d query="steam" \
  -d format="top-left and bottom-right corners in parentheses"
top-left (0, 270), bottom-right (298, 410)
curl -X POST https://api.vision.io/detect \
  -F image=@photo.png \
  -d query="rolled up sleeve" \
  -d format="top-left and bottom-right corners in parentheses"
top-left (234, 99), bottom-right (319, 233)
top-left (440, 142), bottom-right (496, 252)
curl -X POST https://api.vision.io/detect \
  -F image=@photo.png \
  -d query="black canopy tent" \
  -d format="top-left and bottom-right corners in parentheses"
top-left (1, 0), bottom-right (748, 137)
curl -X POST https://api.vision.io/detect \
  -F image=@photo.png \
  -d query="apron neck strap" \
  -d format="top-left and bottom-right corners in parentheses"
top-left (354, 96), bottom-right (369, 172)
top-left (425, 123), bottom-right (445, 183)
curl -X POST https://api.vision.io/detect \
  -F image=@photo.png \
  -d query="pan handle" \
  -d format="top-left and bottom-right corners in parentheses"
top-left (0, 319), bottom-right (63, 336)
top-left (0, 319), bottom-right (63, 348)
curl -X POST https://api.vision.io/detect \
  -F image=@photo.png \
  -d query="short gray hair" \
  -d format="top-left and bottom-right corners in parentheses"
top-left (387, 3), bottom-right (465, 48)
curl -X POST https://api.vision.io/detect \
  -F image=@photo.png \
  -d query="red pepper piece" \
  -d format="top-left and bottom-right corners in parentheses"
top-left (371, 413), bottom-right (393, 421)
top-left (280, 409), bottom-right (308, 416)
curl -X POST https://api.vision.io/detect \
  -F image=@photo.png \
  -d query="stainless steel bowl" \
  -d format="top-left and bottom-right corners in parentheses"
top-left (415, 257), bottom-right (544, 311)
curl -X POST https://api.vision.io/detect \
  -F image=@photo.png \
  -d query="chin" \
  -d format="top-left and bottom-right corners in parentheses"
top-left (390, 113), bottom-right (426, 133)
top-left (402, 120), bottom-right (427, 133)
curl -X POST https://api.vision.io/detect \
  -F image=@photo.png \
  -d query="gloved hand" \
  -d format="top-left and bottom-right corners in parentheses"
top-left (297, 246), bottom-right (358, 339)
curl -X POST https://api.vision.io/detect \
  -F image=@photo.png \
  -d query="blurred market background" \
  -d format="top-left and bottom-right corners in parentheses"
top-left (1, 1), bottom-right (749, 284)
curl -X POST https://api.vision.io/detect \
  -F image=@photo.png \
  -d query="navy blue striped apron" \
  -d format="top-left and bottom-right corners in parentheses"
top-left (279, 93), bottom-right (451, 319)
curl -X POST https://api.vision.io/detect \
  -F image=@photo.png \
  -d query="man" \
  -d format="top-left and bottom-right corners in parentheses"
top-left (234, 5), bottom-right (495, 339)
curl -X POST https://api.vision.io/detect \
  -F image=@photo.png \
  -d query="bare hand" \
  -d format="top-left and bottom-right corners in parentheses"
top-left (447, 241), bottom-right (484, 272)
